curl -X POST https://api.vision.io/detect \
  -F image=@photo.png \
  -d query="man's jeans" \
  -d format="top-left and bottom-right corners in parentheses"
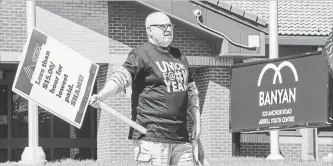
top-left (133, 140), bottom-right (195, 166)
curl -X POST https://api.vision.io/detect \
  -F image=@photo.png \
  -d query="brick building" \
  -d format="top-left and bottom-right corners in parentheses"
top-left (0, 0), bottom-right (332, 162)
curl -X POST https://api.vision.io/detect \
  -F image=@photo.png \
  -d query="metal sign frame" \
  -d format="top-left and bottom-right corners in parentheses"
top-left (230, 51), bottom-right (332, 132)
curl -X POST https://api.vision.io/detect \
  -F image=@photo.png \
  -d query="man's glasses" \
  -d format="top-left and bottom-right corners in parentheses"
top-left (148, 24), bottom-right (175, 32)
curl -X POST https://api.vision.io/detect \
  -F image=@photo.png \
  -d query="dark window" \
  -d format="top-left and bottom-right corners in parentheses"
top-left (73, 148), bottom-right (91, 160)
top-left (318, 126), bottom-right (333, 137)
top-left (39, 108), bottom-right (51, 138)
top-left (53, 116), bottom-right (70, 138)
top-left (0, 149), bottom-right (8, 162)
top-left (43, 148), bottom-right (51, 161)
top-left (12, 92), bottom-right (53, 138)
top-left (72, 108), bottom-right (92, 138)
top-left (11, 93), bottom-right (28, 138)
top-left (0, 87), bottom-right (8, 139)
top-left (53, 148), bottom-right (69, 160)
top-left (11, 148), bottom-right (24, 162)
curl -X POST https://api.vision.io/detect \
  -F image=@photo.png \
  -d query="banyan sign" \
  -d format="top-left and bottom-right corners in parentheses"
top-left (12, 28), bottom-right (99, 129)
top-left (230, 52), bottom-right (332, 132)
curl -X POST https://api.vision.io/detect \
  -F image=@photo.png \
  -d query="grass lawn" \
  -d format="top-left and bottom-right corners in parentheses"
top-left (0, 157), bottom-right (332, 166)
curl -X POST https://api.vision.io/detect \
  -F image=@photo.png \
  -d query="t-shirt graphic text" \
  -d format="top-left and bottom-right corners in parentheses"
top-left (156, 61), bottom-right (188, 93)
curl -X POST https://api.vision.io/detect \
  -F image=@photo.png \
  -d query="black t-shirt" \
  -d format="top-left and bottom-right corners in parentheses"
top-left (122, 42), bottom-right (194, 143)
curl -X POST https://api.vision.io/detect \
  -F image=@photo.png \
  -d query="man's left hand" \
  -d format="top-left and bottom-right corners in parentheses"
top-left (191, 121), bottom-right (201, 140)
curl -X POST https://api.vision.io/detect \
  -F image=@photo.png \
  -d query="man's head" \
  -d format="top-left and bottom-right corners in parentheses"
top-left (145, 12), bottom-right (174, 47)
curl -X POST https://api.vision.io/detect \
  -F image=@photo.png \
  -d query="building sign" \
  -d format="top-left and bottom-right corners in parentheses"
top-left (12, 28), bottom-right (99, 129)
top-left (230, 52), bottom-right (332, 132)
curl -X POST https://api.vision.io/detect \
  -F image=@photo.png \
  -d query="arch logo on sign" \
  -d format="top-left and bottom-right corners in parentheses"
top-left (258, 61), bottom-right (298, 107)
top-left (257, 61), bottom-right (298, 87)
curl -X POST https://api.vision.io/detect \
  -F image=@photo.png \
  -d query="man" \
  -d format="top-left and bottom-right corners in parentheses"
top-left (89, 12), bottom-right (201, 166)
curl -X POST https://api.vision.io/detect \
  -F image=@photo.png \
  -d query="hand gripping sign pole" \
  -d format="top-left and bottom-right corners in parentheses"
top-left (266, 0), bottom-right (284, 160)
top-left (20, 1), bottom-right (46, 165)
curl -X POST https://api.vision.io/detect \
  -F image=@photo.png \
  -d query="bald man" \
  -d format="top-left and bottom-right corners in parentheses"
top-left (89, 12), bottom-right (201, 166)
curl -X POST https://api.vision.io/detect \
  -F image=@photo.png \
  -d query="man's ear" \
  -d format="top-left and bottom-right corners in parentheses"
top-left (147, 27), bottom-right (153, 35)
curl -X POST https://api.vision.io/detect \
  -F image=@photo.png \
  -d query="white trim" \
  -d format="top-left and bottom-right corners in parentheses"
top-left (0, 51), bottom-right (22, 63)
top-left (279, 136), bottom-right (303, 144)
top-left (317, 137), bottom-right (333, 145)
top-left (187, 56), bottom-right (233, 66)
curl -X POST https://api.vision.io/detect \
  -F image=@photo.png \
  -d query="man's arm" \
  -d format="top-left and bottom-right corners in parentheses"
top-left (89, 66), bottom-right (132, 108)
top-left (96, 80), bottom-right (119, 101)
top-left (89, 51), bottom-right (144, 108)
top-left (187, 82), bottom-right (201, 140)
top-left (97, 66), bottom-right (132, 101)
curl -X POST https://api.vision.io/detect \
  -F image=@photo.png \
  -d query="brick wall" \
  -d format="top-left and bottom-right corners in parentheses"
top-left (280, 143), bottom-right (302, 159)
top-left (194, 67), bottom-right (233, 158)
top-left (240, 142), bottom-right (302, 159)
top-left (239, 132), bottom-right (306, 159)
top-left (240, 142), bottom-right (303, 159)
top-left (36, 1), bottom-right (108, 36)
top-left (318, 143), bottom-right (333, 159)
top-left (240, 143), bottom-right (270, 157)
top-left (0, 0), bottom-right (26, 52)
top-left (95, 63), bottom-right (135, 160)
top-left (239, 133), bottom-right (303, 159)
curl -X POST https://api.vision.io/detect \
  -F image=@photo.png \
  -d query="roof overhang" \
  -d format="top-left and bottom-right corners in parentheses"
top-left (132, 1), bottom-right (222, 54)
top-left (132, 0), bottom-right (268, 58)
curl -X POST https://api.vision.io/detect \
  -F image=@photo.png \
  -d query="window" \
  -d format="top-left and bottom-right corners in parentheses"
top-left (0, 149), bottom-right (7, 162)
top-left (11, 149), bottom-right (24, 162)
top-left (0, 86), bottom-right (8, 139)
top-left (11, 93), bottom-right (53, 138)
top-left (53, 116), bottom-right (70, 138)
top-left (5, 81), bottom-right (98, 162)
top-left (11, 94), bottom-right (28, 138)
top-left (39, 107), bottom-right (51, 138)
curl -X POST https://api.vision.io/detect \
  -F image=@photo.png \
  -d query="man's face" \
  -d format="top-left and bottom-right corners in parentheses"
top-left (147, 16), bottom-right (174, 47)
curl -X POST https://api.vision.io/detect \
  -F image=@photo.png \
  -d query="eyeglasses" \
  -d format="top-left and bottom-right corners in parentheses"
top-left (148, 24), bottom-right (175, 32)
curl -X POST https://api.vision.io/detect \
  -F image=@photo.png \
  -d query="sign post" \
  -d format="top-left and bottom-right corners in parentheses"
top-left (267, 0), bottom-right (284, 160)
top-left (20, 1), bottom-right (46, 165)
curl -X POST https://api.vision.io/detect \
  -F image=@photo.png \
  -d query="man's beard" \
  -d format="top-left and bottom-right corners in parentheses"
top-left (154, 36), bottom-right (173, 47)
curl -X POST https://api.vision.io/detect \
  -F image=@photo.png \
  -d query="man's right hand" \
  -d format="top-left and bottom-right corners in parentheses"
top-left (89, 94), bottom-right (101, 108)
